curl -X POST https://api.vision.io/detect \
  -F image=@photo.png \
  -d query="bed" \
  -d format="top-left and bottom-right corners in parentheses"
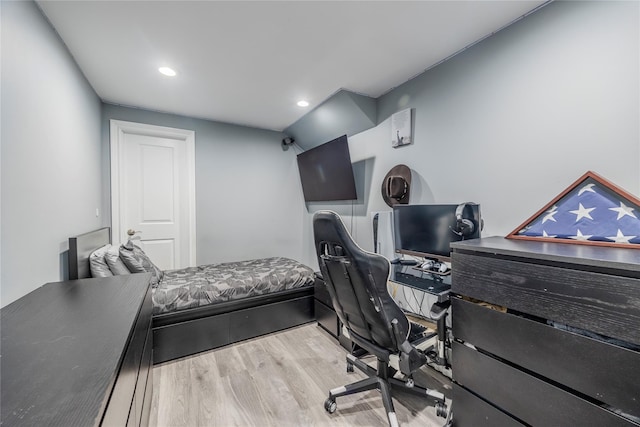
top-left (69, 227), bottom-right (317, 363)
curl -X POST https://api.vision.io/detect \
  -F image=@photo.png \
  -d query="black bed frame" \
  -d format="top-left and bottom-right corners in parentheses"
top-left (68, 227), bottom-right (316, 364)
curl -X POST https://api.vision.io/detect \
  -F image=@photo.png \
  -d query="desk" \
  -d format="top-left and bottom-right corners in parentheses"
top-left (389, 265), bottom-right (452, 371)
top-left (1, 273), bottom-right (152, 427)
top-left (389, 264), bottom-right (451, 303)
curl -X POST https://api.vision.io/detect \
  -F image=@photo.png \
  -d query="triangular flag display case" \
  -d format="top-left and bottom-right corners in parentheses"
top-left (507, 171), bottom-right (640, 249)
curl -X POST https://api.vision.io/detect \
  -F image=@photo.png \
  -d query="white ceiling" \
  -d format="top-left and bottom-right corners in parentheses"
top-left (37, 1), bottom-right (547, 131)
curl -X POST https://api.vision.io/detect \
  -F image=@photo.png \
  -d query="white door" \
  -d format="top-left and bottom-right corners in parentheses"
top-left (110, 120), bottom-right (196, 270)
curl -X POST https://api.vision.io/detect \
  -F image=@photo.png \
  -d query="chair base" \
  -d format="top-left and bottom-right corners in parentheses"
top-left (325, 354), bottom-right (448, 427)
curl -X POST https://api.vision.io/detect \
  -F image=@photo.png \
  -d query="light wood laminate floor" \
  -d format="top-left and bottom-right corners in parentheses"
top-left (149, 323), bottom-right (451, 426)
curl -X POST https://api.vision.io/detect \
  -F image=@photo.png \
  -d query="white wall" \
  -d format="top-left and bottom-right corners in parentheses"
top-left (1, 1), bottom-right (103, 306)
top-left (301, 0), bottom-right (640, 268)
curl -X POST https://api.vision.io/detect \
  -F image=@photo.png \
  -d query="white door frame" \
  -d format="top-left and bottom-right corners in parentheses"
top-left (110, 119), bottom-right (197, 266)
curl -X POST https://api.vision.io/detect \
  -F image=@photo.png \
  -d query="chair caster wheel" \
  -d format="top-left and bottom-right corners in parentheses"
top-left (346, 362), bottom-right (354, 373)
top-left (436, 402), bottom-right (448, 418)
top-left (324, 397), bottom-right (337, 414)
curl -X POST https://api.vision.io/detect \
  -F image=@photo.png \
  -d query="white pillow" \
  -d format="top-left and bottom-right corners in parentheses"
top-left (89, 244), bottom-right (114, 278)
top-left (105, 245), bottom-right (131, 275)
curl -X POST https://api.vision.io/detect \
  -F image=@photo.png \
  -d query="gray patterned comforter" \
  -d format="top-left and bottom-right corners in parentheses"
top-left (152, 257), bottom-right (315, 315)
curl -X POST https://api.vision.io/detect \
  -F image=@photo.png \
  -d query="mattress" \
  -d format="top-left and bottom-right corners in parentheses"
top-left (152, 257), bottom-right (315, 315)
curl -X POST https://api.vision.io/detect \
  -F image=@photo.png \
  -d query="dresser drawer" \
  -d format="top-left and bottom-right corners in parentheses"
top-left (451, 251), bottom-right (640, 346)
top-left (131, 328), bottom-right (153, 426)
top-left (140, 363), bottom-right (153, 427)
top-left (452, 383), bottom-right (524, 427)
top-left (452, 298), bottom-right (640, 419)
top-left (453, 341), bottom-right (636, 426)
top-left (154, 313), bottom-right (231, 364)
top-left (230, 296), bottom-right (314, 342)
top-left (103, 285), bottom-right (153, 426)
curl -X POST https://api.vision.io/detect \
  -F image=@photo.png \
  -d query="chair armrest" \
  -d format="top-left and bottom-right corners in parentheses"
top-left (391, 319), bottom-right (427, 375)
top-left (429, 300), bottom-right (450, 321)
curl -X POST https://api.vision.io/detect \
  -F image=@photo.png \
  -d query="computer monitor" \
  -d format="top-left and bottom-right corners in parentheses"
top-left (393, 204), bottom-right (481, 262)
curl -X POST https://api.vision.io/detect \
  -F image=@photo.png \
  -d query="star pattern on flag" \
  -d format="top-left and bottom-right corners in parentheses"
top-left (606, 229), bottom-right (636, 244)
top-left (569, 229), bottom-right (593, 241)
top-left (542, 208), bottom-right (558, 223)
top-left (578, 183), bottom-right (596, 196)
top-left (569, 203), bottom-right (595, 221)
top-left (609, 202), bottom-right (636, 220)
top-left (516, 175), bottom-right (640, 246)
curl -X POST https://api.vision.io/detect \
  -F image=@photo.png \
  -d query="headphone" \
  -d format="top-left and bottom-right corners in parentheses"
top-left (454, 202), bottom-right (477, 237)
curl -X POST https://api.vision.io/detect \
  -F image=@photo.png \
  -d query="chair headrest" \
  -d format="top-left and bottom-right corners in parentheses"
top-left (313, 211), bottom-right (359, 256)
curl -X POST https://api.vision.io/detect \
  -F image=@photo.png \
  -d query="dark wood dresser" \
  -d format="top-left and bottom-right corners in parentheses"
top-left (1, 273), bottom-right (153, 427)
top-left (450, 237), bottom-right (640, 427)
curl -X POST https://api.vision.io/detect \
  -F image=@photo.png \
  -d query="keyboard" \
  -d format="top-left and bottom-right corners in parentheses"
top-left (391, 268), bottom-right (452, 303)
top-left (410, 321), bottom-right (426, 335)
top-left (408, 321), bottom-right (436, 345)
top-left (395, 272), bottom-right (442, 291)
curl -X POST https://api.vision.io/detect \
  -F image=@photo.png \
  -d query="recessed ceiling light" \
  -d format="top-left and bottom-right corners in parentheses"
top-left (159, 67), bottom-right (177, 77)
top-left (297, 100), bottom-right (309, 107)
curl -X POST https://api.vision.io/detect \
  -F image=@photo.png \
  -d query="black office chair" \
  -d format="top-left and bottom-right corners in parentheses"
top-left (313, 210), bottom-right (448, 426)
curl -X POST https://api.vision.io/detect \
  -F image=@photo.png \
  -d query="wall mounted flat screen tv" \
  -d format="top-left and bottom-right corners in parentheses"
top-left (297, 135), bottom-right (358, 202)
top-left (393, 204), bottom-right (482, 262)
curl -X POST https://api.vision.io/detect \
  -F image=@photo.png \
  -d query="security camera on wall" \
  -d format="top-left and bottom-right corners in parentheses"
top-left (282, 137), bottom-right (295, 150)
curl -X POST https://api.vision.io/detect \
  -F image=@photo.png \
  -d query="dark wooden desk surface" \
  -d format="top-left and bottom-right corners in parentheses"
top-left (451, 235), bottom-right (640, 275)
top-left (1, 273), bottom-right (151, 426)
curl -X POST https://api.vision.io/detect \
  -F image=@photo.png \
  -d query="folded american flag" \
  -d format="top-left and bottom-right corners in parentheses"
top-left (518, 174), bottom-right (640, 245)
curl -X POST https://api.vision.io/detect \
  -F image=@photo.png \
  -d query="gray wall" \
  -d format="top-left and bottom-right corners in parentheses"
top-left (101, 105), bottom-right (306, 266)
top-left (284, 90), bottom-right (377, 150)
top-left (1, 0), bottom-right (306, 307)
top-left (301, 0), bottom-right (640, 268)
top-left (3, 0), bottom-right (638, 305)
top-left (1, 1), bottom-right (103, 306)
